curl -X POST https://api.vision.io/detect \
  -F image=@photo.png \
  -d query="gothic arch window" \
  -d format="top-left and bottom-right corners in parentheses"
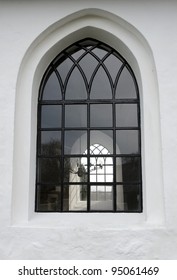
top-left (36, 38), bottom-right (142, 212)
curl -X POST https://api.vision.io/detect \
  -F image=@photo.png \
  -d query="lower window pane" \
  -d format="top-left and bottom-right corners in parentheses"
top-left (63, 185), bottom-right (87, 211)
top-left (90, 185), bottom-right (113, 211)
top-left (116, 184), bottom-right (141, 212)
top-left (116, 157), bottom-right (141, 182)
top-left (37, 158), bottom-right (61, 184)
top-left (36, 185), bottom-right (61, 212)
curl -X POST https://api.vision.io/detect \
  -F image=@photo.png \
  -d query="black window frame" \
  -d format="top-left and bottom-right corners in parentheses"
top-left (35, 38), bottom-right (142, 213)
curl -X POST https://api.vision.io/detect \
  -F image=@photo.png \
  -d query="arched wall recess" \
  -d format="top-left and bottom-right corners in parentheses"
top-left (12, 9), bottom-right (165, 227)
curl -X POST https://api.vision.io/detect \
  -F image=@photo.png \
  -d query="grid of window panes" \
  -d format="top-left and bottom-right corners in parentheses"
top-left (36, 38), bottom-right (142, 212)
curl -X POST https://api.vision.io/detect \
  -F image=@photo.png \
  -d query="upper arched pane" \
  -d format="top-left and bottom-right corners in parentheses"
top-left (39, 39), bottom-right (139, 101)
top-left (115, 66), bottom-right (137, 99)
top-left (41, 71), bottom-right (62, 100)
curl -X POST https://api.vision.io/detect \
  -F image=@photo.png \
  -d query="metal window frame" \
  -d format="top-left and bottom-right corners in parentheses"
top-left (35, 38), bottom-right (142, 213)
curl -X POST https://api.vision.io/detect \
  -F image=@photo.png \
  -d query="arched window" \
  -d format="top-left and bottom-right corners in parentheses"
top-left (36, 38), bottom-right (142, 212)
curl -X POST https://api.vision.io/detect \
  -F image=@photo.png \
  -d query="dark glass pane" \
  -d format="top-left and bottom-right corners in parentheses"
top-left (116, 104), bottom-right (138, 127)
top-left (104, 54), bottom-right (123, 82)
top-left (90, 67), bottom-right (112, 99)
top-left (90, 185), bottom-right (113, 211)
top-left (116, 157), bottom-right (141, 182)
top-left (40, 131), bottom-right (61, 156)
top-left (116, 67), bottom-right (137, 99)
top-left (90, 130), bottom-right (113, 154)
top-left (92, 47), bottom-right (108, 59)
top-left (41, 105), bottom-right (62, 128)
top-left (116, 130), bottom-right (139, 154)
top-left (80, 39), bottom-right (96, 48)
top-left (64, 130), bottom-right (87, 154)
top-left (65, 67), bottom-right (87, 99)
top-left (63, 185), bottom-right (87, 211)
top-left (79, 53), bottom-right (98, 83)
top-left (116, 184), bottom-right (141, 212)
top-left (90, 104), bottom-right (112, 127)
top-left (36, 185), bottom-right (61, 212)
top-left (37, 158), bottom-right (61, 184)
top-left (64, 157), bottom-right (88, 182)
top-left (57, 57), bottom-right (73, 84)
top-left (42, 72), bottom-right (62, 100)
top-left (65, 104), bottom-right (87, 127)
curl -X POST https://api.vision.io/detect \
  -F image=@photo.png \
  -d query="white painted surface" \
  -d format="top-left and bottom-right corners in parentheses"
top-left (0, 0), bottom-right (177, 259)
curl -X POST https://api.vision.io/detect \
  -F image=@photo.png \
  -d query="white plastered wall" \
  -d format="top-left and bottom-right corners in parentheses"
top-left (0, 0), bottom-right (177, 259)
top-left (12, 9), bottom-right (164, 228)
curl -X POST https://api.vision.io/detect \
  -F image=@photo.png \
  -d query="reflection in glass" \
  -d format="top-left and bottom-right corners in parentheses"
top-left (63, 185), bottom-right (87, 211)
top-left (79, 53), bottom-right (98, 83)
top-left (116, 67), bottom-right (137, 99)
top-left (90, 67), bottom-right (112, 99)
top-left (64, 157), bottom-right (88, 183)
top-left (37, 158), bottom-right (61, 184)
top-left (90, 156), bottom-right (113, 183)
top-left (64, 130), bottom-right (87, 154)
top-left (116, 157), bottom-right (141, 182)
top-left (116, 130), bottom-right (139, 154)
top-left (116, 104), bottom-right (138, 127)
top-left (36, 185), bottom-right (61, 212)
top-left (90, 185), bottom-right (113, 211)
top-left (90, 104), bottom-right (112, 127)
top-left (65, 105), bottom-right (87, 127)
top-left (40, 131), bottom-right (61, 156)
top-left (90, 130), bottom-right (113, 154)
top-left (41, 105), bottom-right (62, 128)
top-left (116, 184), bottom-right (141, 211)
top-left (65, 67), bottom-right (87, 99)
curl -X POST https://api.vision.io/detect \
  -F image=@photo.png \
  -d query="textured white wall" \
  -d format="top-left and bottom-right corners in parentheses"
top-left (0, 0), bottom-right (177, 259)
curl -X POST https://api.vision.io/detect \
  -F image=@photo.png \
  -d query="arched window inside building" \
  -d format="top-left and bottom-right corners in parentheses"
top-left (35, 38), bottom-right (142, 212)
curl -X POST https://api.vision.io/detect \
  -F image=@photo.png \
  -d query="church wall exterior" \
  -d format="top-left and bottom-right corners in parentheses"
top-left (0, 0), bottom-right (177, 259)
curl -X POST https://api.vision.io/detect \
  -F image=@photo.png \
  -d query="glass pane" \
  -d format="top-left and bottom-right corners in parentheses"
top-left (116, 67), bottom-right (137, 99)
top-left (116, 104), bottom-right (138, 127)
top-left (90, 104), bottom-right (112, 127)
top-left (90, 156), bottom-right (113, 183)
top-left (65, 67), bottom-right (87, 100)
top-left (90, 185), bottom-right (113, 211)
top-left (71, 49), bottom-right (85, 60)
top-left (92, 47), bottom-right (108, 59)
top-left (90, 130), bottom-right (113, 154)
top-left (42, 72), bottom-right (62, 100)
top-left (116, 130), bottom-right (139, 154)
top-left (64, 130), bottom-right (87, 154)
top-left (104, 54), bottom-right (123, 82)
top-left (41, 105), bottom-right (62, 128)
top-left (37, 158), bottom-right (61, 184)
top-left (40, 131), bottom-right (61, 156)
top-left (57, 57), bottom-right (73, 84)
top-left (79, 53), bottom-right (98, 83)
top-left (65, 105), bottom-right (87, 127)
top-left (63, 185), bottom-right (87, 211)
top-left (116, 184), bottom-right (141, 212)
top-left (64, 157), bottom-right (88, 182)
top-left (90, 67), bottom-right (112, 99)
top-left (36, 185), bottom-right (61, 212)
top-left (89, 143), bottom-right (110, 155)
top-left (116, 157), bottom-right (141, 182)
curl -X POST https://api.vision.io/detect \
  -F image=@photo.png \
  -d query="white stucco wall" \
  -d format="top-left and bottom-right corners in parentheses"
top-left (0, 0), bottom-right (177, 259)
